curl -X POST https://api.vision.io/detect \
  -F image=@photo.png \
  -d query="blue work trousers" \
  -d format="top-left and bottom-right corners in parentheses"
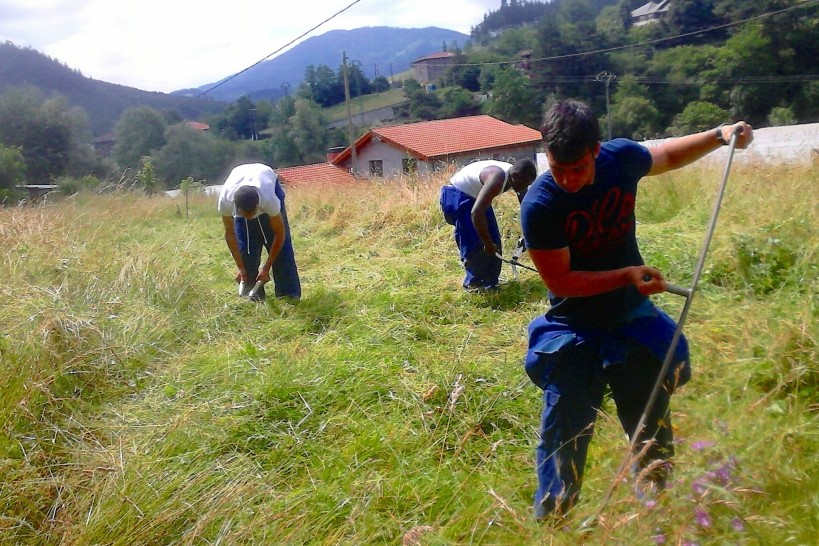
top-left (528, 340), bottom-right (674, 518)
top-left (439, 185), bottom-right (502, 289)
top-left (234, 183), bottom-right (301, 299)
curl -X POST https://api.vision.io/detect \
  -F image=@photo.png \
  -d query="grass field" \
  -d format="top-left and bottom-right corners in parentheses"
top-left (0, 162), bottom-right (816, 545)
top-left (323, 88), bottom-right (408, 123)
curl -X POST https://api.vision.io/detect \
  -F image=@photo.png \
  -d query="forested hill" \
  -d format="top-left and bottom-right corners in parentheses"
top-left (0, 41), bottom-right (226, 136)
top-left (179, 26), bottom-right (470, 103)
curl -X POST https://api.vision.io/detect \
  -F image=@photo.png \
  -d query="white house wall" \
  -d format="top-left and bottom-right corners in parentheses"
top-left (350, 142), bottom-right (540, 179)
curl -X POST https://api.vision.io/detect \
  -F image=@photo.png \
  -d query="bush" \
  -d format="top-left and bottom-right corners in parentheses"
top-left (56, 175), bottom-right (102, 197)
top-left (734, 231), bottom-right (797, 294)
top-left (0, 144), bottom-right (26, 191)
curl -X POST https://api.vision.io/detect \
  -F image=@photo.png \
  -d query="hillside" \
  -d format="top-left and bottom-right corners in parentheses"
top-left (0, 42), bottom-right (227, 136)
top-left (0, 162), bottom-right (815, 543)
top-left (181, 26), bottom-right (470, 102)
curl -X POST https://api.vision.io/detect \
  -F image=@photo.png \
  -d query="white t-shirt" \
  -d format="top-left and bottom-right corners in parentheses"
top-left (217, 163), bottom-right (283, 217)
top-left (449, 160), bottom-right (512, 199)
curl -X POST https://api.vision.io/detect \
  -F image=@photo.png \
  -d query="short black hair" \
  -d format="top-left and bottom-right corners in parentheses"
top-left (510, 158), bottom-right (537, 182)
top-left (540, 100), bottom-right (600, 164)
top-left (234, 186), bottom-right (259, 213)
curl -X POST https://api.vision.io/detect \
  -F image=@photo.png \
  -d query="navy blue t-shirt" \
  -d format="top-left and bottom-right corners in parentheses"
top-left (521, 139), bottom-right (653, 326)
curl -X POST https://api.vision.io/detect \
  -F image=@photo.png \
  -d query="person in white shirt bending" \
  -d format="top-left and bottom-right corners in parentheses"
top-left (217, 163), bottom-right (301, 301)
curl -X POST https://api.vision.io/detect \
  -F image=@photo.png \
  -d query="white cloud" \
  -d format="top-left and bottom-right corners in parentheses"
top-left (0, 0), bottom-right (501, 92)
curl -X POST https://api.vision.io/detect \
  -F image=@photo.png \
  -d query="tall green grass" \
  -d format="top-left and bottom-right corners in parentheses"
top-left (0, 163), bottom-right (816, 545)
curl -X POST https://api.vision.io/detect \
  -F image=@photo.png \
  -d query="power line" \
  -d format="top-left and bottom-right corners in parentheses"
top-left (438, 0), bottom-right (819, 70)
top-left (190, 0), bottom-right (364, 101)
top-left (534, 74), bottom-right (819, 85)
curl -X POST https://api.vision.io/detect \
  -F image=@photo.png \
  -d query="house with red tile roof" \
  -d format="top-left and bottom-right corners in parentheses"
top-left (330, 115), bottom-right (542, 179)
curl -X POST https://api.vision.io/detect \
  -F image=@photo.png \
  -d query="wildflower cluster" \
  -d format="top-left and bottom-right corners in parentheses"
top-left (648, 437), bottom-right (751, 545)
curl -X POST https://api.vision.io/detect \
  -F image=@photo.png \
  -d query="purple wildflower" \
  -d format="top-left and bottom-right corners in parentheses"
top-left (715, 464), bottom-right (733, 485)
top-left (731, 517), bottom-right (745, 532)
top-left (694, 508), bottom-right (712, 527)
top-left (691, 440), bottom-right (715, 451)
top-left (692, 478), bottom-right (707, 495)
top-left (652, 533), bottom-right (666, 544)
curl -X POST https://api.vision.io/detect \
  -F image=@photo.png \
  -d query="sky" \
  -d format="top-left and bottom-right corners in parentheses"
top-left (0, 0), bottom-right (501, 93)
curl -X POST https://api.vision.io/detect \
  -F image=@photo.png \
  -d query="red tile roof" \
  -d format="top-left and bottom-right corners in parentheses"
top-left (412, 51), bottom-right (456, 63)
top-left (185, 121), bottom-right (210, 131)
top-left (332, 115), bottom-right (541, 164)
top-left (277, 163), bottom-right (355, 186)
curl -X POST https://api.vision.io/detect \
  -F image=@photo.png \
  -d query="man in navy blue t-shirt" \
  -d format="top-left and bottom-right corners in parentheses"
top-left (521, 100), bottom-right (753, 519)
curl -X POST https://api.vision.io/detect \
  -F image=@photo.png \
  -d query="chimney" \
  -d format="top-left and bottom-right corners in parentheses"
top-left (326, 146), bottom-right (346, 163)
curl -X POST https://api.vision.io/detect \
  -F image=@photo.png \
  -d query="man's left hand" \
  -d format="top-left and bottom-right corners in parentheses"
top-left (257, 269), bottom-right (271, 284)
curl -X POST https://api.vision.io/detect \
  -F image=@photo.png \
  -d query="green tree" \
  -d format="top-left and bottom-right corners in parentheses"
top-left (153, 124), bottom-right (235, 186)
top-left (0, 144), bottom-right (26, 200)
top-left (595, 4), bottom-right (627, 42)
top-left (137, 156), bottom-right (159, 194)
top-left (288, 98), bottom-right (328, 164)
top-left (439, 87), bottom-right (481, 118)
top-left (113, 106), bottom-right (167, 169)
top-left (0, 88), bottom-right (81, 182)
top-left (263, 96), bottom-right (302, 168)
top-left (313, 64), bottom-right (345, 107)
top-left (222, 96), bottom-right (257, 140)
top-left (667, 101), bottom-right (730, 136)
top-left (768, 106), bottom-right (797, 126)
top-left (448, 60), bottom-right (482, 93)
top-left (665, 0), bottom-right (722, 38)
top-left (179, 176), bottom-right (204, 219)
top-left (371, 76), bottom-right (391, 93)
top-left (483, 68), bottom-right (541, 127)
top-left (610, 96), bottom-right (661, 139)
top-left (648, 44), bottom-right (721, 124)
top-left (408, 88), bottom-right (443, 121)
top-left (711, 24), bottom-right (778, 123)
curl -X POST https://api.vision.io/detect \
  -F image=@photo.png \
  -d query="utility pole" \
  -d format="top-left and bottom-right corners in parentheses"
top-left (342, 51), bottom-right (357, 176)
top-left (352, 59), bottom-right (364, 121)
top-left (596, 71), bottom-right (615, 141)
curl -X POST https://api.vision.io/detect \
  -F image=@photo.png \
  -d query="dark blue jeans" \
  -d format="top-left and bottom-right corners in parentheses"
top-left (234, 184), bottom-right (301, 299)
top-left (439, 185), bottom-right (502, 289)
top-left (531, 341), bottom-right (674, 518)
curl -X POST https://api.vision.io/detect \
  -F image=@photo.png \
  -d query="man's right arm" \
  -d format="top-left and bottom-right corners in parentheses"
top-left (221, 216), bottom-right (247, 282)
top-left (529, 247), bottom-right (667, 297)
top-left (470, 166), bottom-right (506, 255)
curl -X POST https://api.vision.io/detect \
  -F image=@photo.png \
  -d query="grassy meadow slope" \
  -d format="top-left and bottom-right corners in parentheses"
top-left (0, 163), bottom-right (816, 545)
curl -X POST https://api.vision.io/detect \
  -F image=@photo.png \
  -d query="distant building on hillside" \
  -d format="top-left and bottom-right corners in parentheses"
top-left (90, 121), bottom-right (209, 158)
top-left (91, 132), bottom-right (116, 158)
top-left (631, 0), bottom-right (671, 26)
top-left (411, 51), bottom-right (456, 85)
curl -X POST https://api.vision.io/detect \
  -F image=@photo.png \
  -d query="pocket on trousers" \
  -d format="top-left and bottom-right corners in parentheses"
top-left (525, 349), bottom-right (558, 390)
top-left (439, 185), bottom-right (459, 226)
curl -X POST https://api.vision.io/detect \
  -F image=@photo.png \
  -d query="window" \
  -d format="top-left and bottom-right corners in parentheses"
top-left (369, 160), bottom-right (383, 177)
top-left (402, 158), bottom-right (417, 175)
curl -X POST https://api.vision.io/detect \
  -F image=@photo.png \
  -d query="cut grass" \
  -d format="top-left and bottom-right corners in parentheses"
top-left (0, 165), bottom-right (816, 544)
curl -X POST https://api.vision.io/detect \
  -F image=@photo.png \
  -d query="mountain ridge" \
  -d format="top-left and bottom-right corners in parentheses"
top-left (1, 26), bottom-right (469, 134)
top-left (178, 26), bottom-right (471, 102)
